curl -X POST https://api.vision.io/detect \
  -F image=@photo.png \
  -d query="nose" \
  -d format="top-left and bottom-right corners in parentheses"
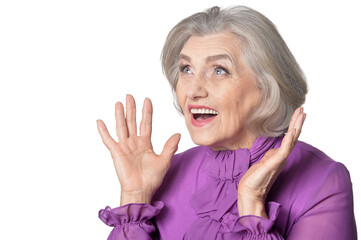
top-left (186, 74), bottom-right (208, 100)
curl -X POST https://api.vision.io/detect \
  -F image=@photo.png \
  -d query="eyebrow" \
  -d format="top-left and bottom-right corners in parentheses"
top-left (179, 53), bottom-right (233, 64)
top-left (206, 54), bottom-right (233, 63)
top-left (179, 54), bottom-right (191, 62)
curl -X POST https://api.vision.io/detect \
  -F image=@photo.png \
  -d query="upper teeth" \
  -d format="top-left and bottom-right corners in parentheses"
top-left (190, 108), bottom-right (218, 114)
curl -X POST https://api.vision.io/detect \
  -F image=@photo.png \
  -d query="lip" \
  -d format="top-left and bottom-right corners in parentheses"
top-left (188, 104), bottom-right (218, 127)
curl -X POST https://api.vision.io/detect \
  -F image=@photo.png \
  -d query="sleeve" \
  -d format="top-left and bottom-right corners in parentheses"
top-left (286, 162), bottom-right (357, 239)
top-left (99, 201), bottom-right (164, 240)
top-left (222, 202), bottom-right (284, 239)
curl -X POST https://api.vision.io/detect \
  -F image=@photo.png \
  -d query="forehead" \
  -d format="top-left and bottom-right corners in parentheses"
top-left (180, 32), bottom-right (242, 61)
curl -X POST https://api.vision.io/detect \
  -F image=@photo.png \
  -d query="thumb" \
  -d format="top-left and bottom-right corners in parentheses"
top-left (160, 133), bottom-right (181, 164)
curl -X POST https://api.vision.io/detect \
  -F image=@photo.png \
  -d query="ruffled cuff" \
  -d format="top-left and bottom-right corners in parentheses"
top-left (99, 201), bottom-right (164, 227)
top-left (99, 201), bottom-right (164, 239)
top-left (236, 201), bottom-right (281, 234)
top-left (222, 202), bottom-right (281, 235)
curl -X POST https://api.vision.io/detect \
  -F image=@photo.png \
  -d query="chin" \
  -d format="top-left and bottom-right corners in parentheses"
top-left (189, 132), bottom-right (217, 147)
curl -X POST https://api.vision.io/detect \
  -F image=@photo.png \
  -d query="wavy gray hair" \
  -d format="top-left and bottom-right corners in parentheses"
top-left (161, 6), bottom-right (308, 137)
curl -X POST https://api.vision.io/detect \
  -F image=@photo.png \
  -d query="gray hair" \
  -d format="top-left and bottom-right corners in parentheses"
top-left (161, 6), bottom-right (308, 137)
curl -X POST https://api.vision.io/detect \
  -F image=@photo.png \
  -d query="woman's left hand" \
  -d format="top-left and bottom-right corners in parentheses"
top-left (237, 107), bottom-right (306, 218)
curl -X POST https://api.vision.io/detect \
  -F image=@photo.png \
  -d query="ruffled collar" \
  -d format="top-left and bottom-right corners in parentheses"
top-left (203, 135), bottom-right (283, 180)
top-left (184, 135), bottom-right (283, 238)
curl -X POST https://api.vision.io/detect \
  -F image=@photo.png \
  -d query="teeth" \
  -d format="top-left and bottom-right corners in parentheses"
top-left (190, 108), bottom-right (218, 114)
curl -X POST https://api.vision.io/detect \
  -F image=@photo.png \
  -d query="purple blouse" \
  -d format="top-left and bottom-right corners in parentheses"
top-left (99, 136), bottom-right (357, 239)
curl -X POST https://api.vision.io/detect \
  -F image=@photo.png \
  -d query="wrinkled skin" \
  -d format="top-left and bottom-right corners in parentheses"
top-left (96, 32), bottom-right (306, 218)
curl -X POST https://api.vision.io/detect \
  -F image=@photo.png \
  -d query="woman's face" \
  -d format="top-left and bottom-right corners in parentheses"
top-left (176, 32), bottom-right (261, 150)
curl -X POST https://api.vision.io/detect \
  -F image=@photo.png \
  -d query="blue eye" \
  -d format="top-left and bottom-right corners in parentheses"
top-left (215, 68), bottom-right (224, 75)
top-left (214, 67), bottom-right (229, 75)
top-left (185, 67), bottom-right (192, 74)
top-left (180, 65), bottom-right (192, 74)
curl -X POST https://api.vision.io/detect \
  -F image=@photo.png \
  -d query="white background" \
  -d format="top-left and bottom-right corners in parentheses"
top-left (0, 0), bottom-right (360, 239)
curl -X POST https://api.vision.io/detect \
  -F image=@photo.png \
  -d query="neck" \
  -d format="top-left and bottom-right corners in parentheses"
top-left (209, 132), bottom-right (259, 151)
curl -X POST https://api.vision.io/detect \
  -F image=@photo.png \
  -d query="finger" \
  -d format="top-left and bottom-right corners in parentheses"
top-left (96, 119), bottom-right (118, 151)
top-left (126, 94), bottom-right (137, 136)
top-left (280, 112), bottom-right (306, 156)
top-left (160, 133), bottom-right (181, 166)
top-left (139, 98), bottom-right (153, 137)
top-left (280, 128), bottom-right (296, 157)
top-left (288, 107), bottom-right (303, 130)
top-left (278, 107), bottom-right (301, 156)
top-left (115, 102), bottom-right (128, 140)
top-left (293, 113), bottom-right (306, 142)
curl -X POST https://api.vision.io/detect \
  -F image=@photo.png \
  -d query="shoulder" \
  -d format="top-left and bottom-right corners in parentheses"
top-left (290, 140), bottom-right (335, 164)
top-left (170, 145), bottom-right (209, 168)
top-left (270, 140), bottom-right (354, 222)
top-left (272, 141), bottom-right (357, 239)
top-left (158, 145), bottom-right (209, 188)
top-left (280, 140), bottom-right (352, 194)
top-left (153, 145), bottom-right (210, 202)
top-left (292, 141), bottom-right (350, 176)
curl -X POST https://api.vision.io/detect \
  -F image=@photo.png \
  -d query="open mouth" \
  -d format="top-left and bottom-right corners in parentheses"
top-left (191, 108), bottom-right (218, 121)
top-left (189, 105), bottom-right (218, 127)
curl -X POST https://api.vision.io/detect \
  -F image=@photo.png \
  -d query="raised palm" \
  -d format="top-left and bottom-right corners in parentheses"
top-left (237, 107), bottom-right (306, 217)
top-left (97, 95), bottom-right (180, 205)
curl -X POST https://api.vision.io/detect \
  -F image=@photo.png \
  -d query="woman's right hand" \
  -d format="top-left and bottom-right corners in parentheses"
top-left (96, 94), bottom-right (181, 206)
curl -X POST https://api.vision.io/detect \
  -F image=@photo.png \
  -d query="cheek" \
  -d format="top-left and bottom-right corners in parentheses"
top-left (175, 83), bottom-right (184, 105)
top-left (176, 88), bottom-right (190, 118)
top-left (221, 109), bottom-right (245, 132)
top-left (217, 92), bottom-right (251, 133)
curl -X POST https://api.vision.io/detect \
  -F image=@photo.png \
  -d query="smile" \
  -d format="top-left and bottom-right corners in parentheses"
top-left (188, 105), bottom-right (218, 127)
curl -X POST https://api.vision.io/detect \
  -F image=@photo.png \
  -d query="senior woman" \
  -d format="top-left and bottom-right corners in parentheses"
top-left (96, 6), bottom-right (357, 239)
